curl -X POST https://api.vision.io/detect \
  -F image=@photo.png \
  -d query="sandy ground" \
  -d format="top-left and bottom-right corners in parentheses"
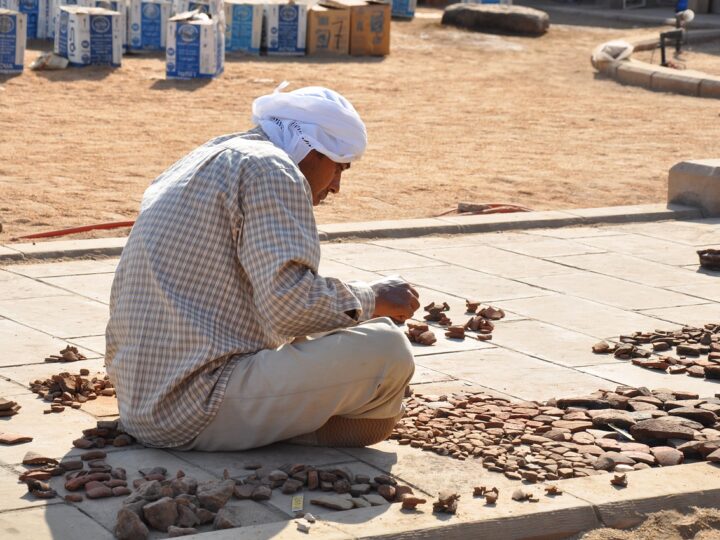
top-left (576, 507), bottom-right (720, 540)
top-left (1, 9), bottom-right (719, 242)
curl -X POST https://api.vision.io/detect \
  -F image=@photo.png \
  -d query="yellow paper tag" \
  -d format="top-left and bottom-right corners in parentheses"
top-left (291, 494), bottom-right (304, 513)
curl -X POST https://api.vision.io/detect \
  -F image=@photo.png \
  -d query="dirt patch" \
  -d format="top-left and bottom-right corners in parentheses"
top-left (577, 507), bottom-right (720, 540)
top-left (1, 11), bottom-right (717, 242)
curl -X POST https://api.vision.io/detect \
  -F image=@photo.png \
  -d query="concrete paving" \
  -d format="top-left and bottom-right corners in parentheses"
top-left (0, 216), bottom-right (719, 539)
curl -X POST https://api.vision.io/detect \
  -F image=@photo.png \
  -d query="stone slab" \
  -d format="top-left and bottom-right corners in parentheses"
top-left (321, 490), bottom-right (598, 540)
top-left (650, 70), bottom-right (701, 96)
top-left (699, 78), bottom-right (720, 99)
top-left (523, 226), bottom-right (624, 240)
top-left (441, 3), bottom-right (550, 36)
top-left (668, 159), bottom-right (720, 217)
top-left (487, 237), bottom-right (606, 258)
top-left (322, 243), bottom-right (444, 272)
top-left (545, 253), bottom-right (716, 288)
top-left (318, 218), bottom-right (458, 240)
top-left (0, 391), bottom-right (97, 464)
top-left (168, 444), bottom-right (354, 483)
top-left (0, 465), bottom-right (63, 512)
top-left (370, 232), bottom-right (535, 251)
top-left (409, 363), bottom-right (458, 385)
top-left (316, 260), bottom-right (382, 284)
top-left (67, 335), bottom-right (107, 356)
top-left (498, 294), bottom-right (679, 338)
top-left (8, 237), bottom-right (127, 260)
top-left (639, 303), bottom-right (720, 327)
top-left (436, 210), bottom-right (579, 229)
top-left (410, 245), bottom-right (574, 279)
top-left (611, 219), bottom-right (720, 246)
top-left (562, 204), bottom-right (701, 223)
top-left (0, 245), bottom-right (23, 261)
top-left (0, 376), bottom-right (32, 397)
top-left (489, 319), bottom-right (623, 367)
top-left (579, 362), bottom-right (720, 397)
top-left (415, 348), bottom-right (615, 401)
top-left (573, 234), bottom-right (712, 266)
top-left (519, 272), bottom-right (703, 310)
top-left (561, 462), bottom-right (720, 529)
top-left (40, 273), bottom-right (115, 305)
top-left (0, 505), bottom-right (114, 539)
top-left (0, 295), bottom-right (109, 339)
top-left (667, 282), bottom-right (720, 303)
top-left (381, 266), bottom-right (550, 304)
top-left (2, 258), bottom-right (120, 278)
top-left (615, 61), bottom-right (654, 88)
top-left (0, 274), bottom-right (73, 301)
top-left (185, 520), bottom-right (351, 539)
top-left (0, 319), bottom-right (99, 368)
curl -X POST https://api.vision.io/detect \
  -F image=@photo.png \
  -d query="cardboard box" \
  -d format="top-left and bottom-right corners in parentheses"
top-left (224, 0), bottom-right (261, 53)
top-left (306, 2), bottom-right (348, 56)
top-left (0, 8), bottom-right (26, 73)
top-left (48, 0), bottom-right (94, 39)
top-left (95, 0), bottom-right (126, 49)
top-left (391, 0), bottom-right (413, 19)
top-left (166, 10), bottom-right (223, 78)
top-left (54, 6), bottom-right (122, 65)
top-left (172, 0), bottom-right (209, 15)
top-left (327, 0), bottom-right (388, 56)
top-left (0, 0), bottom-right (52, 38)
top-left (127, 0), bottom-right (171, 50)
top-left (263, 1), bottom-right (306, 56)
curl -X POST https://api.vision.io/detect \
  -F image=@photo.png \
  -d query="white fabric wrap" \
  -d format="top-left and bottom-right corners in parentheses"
top-left (251, 86), bottom-right (367, 165)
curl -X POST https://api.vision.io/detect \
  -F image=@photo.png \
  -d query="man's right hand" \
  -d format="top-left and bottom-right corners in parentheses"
top-left (370, 277), bottom-right (420, 324)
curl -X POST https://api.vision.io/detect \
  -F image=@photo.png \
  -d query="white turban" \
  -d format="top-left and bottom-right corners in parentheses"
top-left (251, 84), bottom-right (367, 165)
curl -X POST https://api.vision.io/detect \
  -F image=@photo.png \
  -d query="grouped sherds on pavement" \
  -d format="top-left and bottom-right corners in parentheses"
top-left (73, 419), bottom-right (136, 449)
top-left (432, 490), bottom-right (460, 514)
top-left (592, 323), bottom-right (720, 380)
top-left (0, 397), bottom-right (21, 417)
top-left (407, 299), bottom-right (506, 345)
top-left (392, 386), bottom-right (720, 481)
top-left (698, 249), bottom-right (720, 271)
top-left (44, 345), bottom-right (88, 363)
top-left (29, 369), bottom-right (116, 415)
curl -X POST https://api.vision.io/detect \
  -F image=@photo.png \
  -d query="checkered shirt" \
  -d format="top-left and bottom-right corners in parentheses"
top-left (105, 128), bottom-right (375, 448)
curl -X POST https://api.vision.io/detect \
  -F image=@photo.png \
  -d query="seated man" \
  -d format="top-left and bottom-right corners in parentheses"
top-left (106, 85), bottom-right (419, 452)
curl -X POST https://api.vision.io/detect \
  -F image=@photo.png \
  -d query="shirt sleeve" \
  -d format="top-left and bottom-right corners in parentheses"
top-left (237, 163), bottom-right (374, 338)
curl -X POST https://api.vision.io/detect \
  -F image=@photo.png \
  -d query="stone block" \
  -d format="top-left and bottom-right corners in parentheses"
top-left (650, 71), bottom-right (700, 96)
top-left (688, 0), bottom-right (710, 12)
top-left (699, 78), bottom-right (720, 99)
top-left (441, 4), bottom-right (549, 36)
top-left (615, 61), bottom-right (653, 89)
top-left (668, 159), bottom-right (720, 217)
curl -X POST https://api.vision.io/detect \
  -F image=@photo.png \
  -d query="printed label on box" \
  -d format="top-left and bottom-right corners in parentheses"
top-left (225, 1), bottom-right (260, 54)
top-left (0, 9), bottom-right (26, 72)
top-left (264, 1), bottom-right (305, 56)
top-left (391, 0), bottom-right (414, 19)
top-left (128, 0), bottom-right (170, 50)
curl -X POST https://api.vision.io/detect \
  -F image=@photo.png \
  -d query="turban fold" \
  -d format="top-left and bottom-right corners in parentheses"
top-left (252, 84), bottom-right (367, 165)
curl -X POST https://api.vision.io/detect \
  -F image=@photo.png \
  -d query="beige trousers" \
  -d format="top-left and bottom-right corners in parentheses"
top-left (178, 317), bottom-right (415, 452)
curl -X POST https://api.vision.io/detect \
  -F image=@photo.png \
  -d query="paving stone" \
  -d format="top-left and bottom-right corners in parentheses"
top-left (524, 227), bottom-right (621, 240)
top-left (499, 294), bottom-right (678, 338)
top-left (611, 220), bottom-right (720, 247)
top-left (411, 245), bottom-right (573, 279)
top-left (416, 348), bottom-right (612, 401)
top-left (640, 303), bottom-right (720, 327)
top-left (486, 237), bottom-right (606, 258)
top-left (372, 232), bottom-right (535, 251)
top-left (322, 243), bottom-right (443, 272)
top-left (66, 335), bottom-right (106, 356)
top-left (0, 504), bottom-right (114, 539)
top-left (0, 295), bottom-right (109, 338)
top-left (547, 252), bottom-right (717, 288)
top-left (1, 258), bottom-right (119, 278)
top-left (0, 274), bottom-right (74, 301)
top-left (667, 282), bottom-right (720, 303)
top-left (519, 272), bottom-right (702, 311)
top-left (41, 273), bottom-right (115, 304)
top-left (573, 234), bottom-right (711, 266)
top-left (381, 265), bottom-right (550, 303)
top-left (0, 465), bottom-right (63, 511)
top-left (489, 320), bottom-right (622, 367)
top-left (0, 319), bottom-right (99, 368)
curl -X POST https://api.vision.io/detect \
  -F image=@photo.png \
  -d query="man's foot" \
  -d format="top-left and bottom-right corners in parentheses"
top-left (287, 415), bottom-right (401, 447)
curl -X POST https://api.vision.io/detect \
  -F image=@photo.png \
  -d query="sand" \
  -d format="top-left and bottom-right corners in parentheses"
top-left (1, 9), bottom-right (719, 242)
top-left (577, 507), bottom-right (720, 540)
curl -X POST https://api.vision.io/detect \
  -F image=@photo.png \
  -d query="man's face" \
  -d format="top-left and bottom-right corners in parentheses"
top-left (298, 151), bottom-right (351, 206)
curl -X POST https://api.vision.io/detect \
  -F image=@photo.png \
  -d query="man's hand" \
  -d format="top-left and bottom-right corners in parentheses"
top-left (370, 277), bottom-right (420, 324)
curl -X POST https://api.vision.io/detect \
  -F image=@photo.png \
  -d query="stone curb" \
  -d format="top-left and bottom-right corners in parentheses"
top-left (0, 204), bottom-right (702, 263)
top-left (183, 462), bottom-right (720, 539)
top-left (593, 30), bottom-right (720, 99)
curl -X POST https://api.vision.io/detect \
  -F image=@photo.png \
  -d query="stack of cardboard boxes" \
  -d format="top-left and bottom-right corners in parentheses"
top-left (0, 7), bottom-right (26, 73)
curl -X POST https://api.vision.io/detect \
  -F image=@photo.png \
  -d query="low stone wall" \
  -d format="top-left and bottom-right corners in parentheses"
top-left (593, 30), bottom-right (720, 98)
top-left (668, 159), bottom-right (720, 217)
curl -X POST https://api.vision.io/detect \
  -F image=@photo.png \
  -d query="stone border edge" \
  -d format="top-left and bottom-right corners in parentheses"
top-left (593, 30), bottom-right (720, 99)
top-left (0, 203), bottom-right (702, 263)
